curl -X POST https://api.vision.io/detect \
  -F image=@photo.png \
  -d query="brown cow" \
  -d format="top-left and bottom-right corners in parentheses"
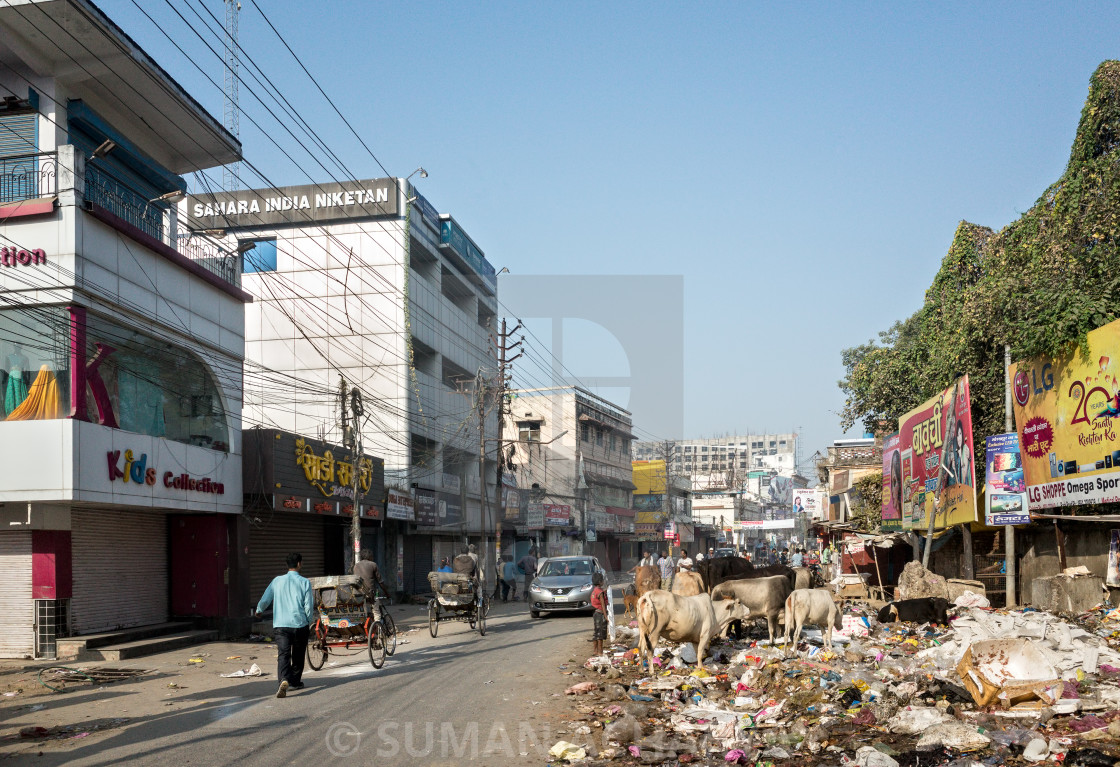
top-left (672, 571), bottom-right (704, 597)
top-left (635, 565), bottom-right (660, 597)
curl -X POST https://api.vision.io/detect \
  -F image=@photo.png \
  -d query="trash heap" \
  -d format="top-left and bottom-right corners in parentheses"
top-left (551, 600), bottom-right (1120, 767)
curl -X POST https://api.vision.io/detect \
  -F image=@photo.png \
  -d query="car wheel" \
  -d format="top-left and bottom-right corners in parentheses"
top-left (530, 610), bottom-right (540, 619)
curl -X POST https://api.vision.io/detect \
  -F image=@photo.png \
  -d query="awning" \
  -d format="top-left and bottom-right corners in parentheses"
top-left (584, 471), bottom-right (637, 491)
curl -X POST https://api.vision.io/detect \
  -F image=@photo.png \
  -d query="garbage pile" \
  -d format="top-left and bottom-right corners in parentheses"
top-left (551, 599), bottom-right (1120, 766)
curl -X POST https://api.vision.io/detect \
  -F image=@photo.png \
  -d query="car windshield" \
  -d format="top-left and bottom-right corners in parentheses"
top-left (540, 560), bottom-right (592, 577)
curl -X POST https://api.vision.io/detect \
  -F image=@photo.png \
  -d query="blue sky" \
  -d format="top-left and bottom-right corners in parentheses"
top-left (99, 0), bottom-right (1120, 469)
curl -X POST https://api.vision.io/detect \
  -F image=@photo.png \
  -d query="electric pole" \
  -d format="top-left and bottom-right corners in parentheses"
top-left (488, 320), bottom-right (522, 593)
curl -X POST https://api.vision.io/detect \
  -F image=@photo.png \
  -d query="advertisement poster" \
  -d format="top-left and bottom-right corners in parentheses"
top-left (385, 489), bottom-right (415, 521)
top-left (1010, 319), bottom-right (1120, 509)
top-left (881, 432), bottom-right (902, 521)
top-left (1108, 530), bottom-right (1120, 588)
top-left (898, 376), bottom-right (978, 530)
top-left (984, 433), bottom-right (1030, 525)
top-left (792, 489), bottom-right (825, 520)
top-left (526, 503), bottom-right (545, 530)
top-left (543, 504), bottom-right (570, 526)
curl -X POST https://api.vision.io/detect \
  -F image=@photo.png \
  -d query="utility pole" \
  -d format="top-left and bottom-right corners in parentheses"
top-left (349, 386), bottom-right (365, 574)
top-left (1004, 344), bottom-right (1017, 607)
top-left (489, 320), bottom-right (522, 594)
top-left (476, 368), bottom-right (488, 587)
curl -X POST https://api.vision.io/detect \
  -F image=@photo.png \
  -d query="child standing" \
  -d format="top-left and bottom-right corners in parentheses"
top-left (590, 573), bottom-right (608, 655)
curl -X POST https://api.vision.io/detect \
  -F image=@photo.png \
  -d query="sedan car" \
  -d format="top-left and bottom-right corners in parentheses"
top-left (528, 555), bottom-right (607, 619)
top-left (712, 548), bottom-right (738, 558)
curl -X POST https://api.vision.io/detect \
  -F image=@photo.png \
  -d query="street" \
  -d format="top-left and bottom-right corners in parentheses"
top-left (0, 602), bottom-right (594, 766)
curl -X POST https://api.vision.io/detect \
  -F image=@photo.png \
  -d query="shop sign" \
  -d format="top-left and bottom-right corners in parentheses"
top-left (984, 433), bottom-right (1030, 525)
top-left (187, 177), bottom-right (399, 229)
top-left (108, 449), bottom-right (225, 494)
top-left (413, 488), bottom-right (461, 526)
top-left (526, 503), bottom-right (545, 530)
top-left (544, 504), bottom-right (570, 526)
top-left (386, 489), bottom-right (415, 521)
top-left (738, 519), bottom-right (795, 529)
top-left (1, 247), bottom-right (46, 267)
top-left (294, 437), bottom-right (374, 500)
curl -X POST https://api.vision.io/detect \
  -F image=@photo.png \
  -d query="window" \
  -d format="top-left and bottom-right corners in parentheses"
top-left (684, 446), bottom-right (692, 453)
top-left (769, 441), bottom-right (776, 447)
top-left (581, 423), bottom-right (590, 442)
top-left (596, 427), bottom-right (603, 446)
top-left (609, 434), bottom-right (616, 451)
top-left (739, 461), bottom-right (746, 468)
top-left (518, 422), bottom-right (540, 443)
top-left (242, 238), bottom-right (278, 273)
top-left (622, 439), bottom-right (630, 455)
top-left (701, 446), bottom-right (708, 452)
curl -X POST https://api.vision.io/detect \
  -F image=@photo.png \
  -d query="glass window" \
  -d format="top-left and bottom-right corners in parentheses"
top-left (581, 423), bottom-right (589, 442)
top-left (0, 306), bottom-right (70, 420)
top-left (596, 427), bottom-right (602, 446)
top-left (518, 423), bottom-right (540, 442)
top-left (609, 434), bottom-right (616, 451)
top-left (242, 238), bottom-right (277, 273)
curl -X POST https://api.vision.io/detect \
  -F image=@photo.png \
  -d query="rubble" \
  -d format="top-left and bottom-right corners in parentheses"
top-left (551, 596), bottom-right (1120, 766)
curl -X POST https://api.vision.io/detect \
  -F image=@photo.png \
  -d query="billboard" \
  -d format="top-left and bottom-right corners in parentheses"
top-left (984, 433), bottom-right (1030, 525)
top-left (792, 489), bottom-right (825, 520)
top-left (543, 504), bottom-right (571, 526)
top-left (898, 376), bottom-right (978, 530)
top-left (1010, 319), bottom-right (1120, 509)
top-left (881, 432), bottom-right (902, 521)
top-left (385, 489), bottom-right (415, 521)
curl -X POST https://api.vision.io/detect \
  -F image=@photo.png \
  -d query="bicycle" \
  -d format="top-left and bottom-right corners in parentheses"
top-left (373, 596), bottom-right (397, 656)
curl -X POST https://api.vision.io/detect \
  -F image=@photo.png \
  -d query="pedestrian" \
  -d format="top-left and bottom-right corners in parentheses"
top-left (438, 557), bottom-right (452, 573)
top-left (589, 572), bottom-right (608, 655)
top-left (791, 547), bottom-right (804, 568)
top-left (629, 550), bottom-right (654, 573)
top-left (518, 547), bottom-right (538, 599)
top-left (707, 547), bottom-right (715, 560)
top-left (657, 549), bottom-right (675, 591)
top-left (820, 545), bottom-right (832, 580)
top-left (695, 549), bottom-right (705, 562)
top-left (677, 549), bottom-right (693, 572)
top-left (255, 552), bottom-right (313, 698)
top-left (501, 555), bottom-right (519, 601)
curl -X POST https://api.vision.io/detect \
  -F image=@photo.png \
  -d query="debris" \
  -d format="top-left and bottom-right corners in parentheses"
top-left (548, 740), bottom-right (587, 761)
top-left (852, 745), bottom-right (900, 766)
top-left (565, 681), bottom-right (598, 695)
top-left (956, 639), bottom-right (1063, 707)
top-left (220, 663), bottom-right (264, 678)
top-left (915, 722), bottom-right (992, 751)
top-left (19, 726), bottom-right (49, 739)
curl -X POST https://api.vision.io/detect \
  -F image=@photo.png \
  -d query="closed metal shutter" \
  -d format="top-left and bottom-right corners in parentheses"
top-left (72, 510), bottom-right (168, 634)
top-left (0, 111), bottom-right (38, 204)
top-left (248, 513), bottom-right (324, 605)
top-left (404, 535), bottom-right (432, 594)
top-left (0, 533), bottom-right (33, 658)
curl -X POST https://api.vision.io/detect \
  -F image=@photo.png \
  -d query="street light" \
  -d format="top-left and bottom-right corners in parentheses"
top-left (406, 167), bottom-right (428, 182)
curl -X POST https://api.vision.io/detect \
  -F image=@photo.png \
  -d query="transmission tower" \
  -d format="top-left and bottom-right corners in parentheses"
top-left (223, 0), bottom-right (241, 191)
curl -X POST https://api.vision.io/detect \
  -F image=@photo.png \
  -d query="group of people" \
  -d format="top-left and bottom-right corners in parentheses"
top-left (629, 546), bottom-right (715, 591)
top-left (436, 546), bottom-right (540, 602)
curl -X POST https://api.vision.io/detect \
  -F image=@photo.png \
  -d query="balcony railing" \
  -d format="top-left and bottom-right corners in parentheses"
top-left (84, 163), bottom-right (163, 241)
top-left (0, 151), bottom-right (57, 204)
top-left (175, 229), bottom-right (242, 287)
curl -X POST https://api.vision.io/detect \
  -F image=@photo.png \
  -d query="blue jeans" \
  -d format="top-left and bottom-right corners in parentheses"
top-left (274, 626), bottom-right (309, 686)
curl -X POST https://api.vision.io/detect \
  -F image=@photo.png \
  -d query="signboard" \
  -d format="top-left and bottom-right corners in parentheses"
top-left (1010, 319), bottom-right (1120, 509)
top-left (526, 503), bottom-right (545, 530)
top-left (414, 488), bottom-right (462, 526)
top-left (793, 489), bottom-right (826, 520)
top-left (984, 433), bottom-right (1030, 525)
top-left (898, 376), bottom-right (978, 530)
top-left (503, 487), bottom-right (522, 522)
top-left (881, 432), bottom-right (902, 521)
top-left (439, 216), bottom-right (497, 290)
top-left (544, 504), bottom-right (571, 526)
top-left (186, 177), bottom-right (399, 230)
top-left (386, 489), bottom-right (415, 521)
top-left (739, 519), bottom-right (796, 529)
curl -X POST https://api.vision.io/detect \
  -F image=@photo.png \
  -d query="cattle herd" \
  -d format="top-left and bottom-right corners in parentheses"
top-left (629, 555), bottom-right (949, 667)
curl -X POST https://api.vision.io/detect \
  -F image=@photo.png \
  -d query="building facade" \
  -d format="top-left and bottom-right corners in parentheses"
top-left (0, 0), bottom-right (247, 657)
top-left (634, 432), bottom-right (798, 489)
top-left (503, 386), bottom-right (636, 570)
top-left (186, 182), bottom-right (499, 594)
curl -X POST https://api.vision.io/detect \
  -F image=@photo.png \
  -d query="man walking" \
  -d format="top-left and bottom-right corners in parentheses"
top-left (256, 552), bottom-right (313, 698)
top-left (657, 549), bottom-right (675, 591)
top-left (502, 555), bottom-right (519, 601)
top-left (518, 547), bottom-right (538, 599)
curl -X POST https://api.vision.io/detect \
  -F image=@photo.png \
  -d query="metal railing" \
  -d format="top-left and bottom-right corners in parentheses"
top-left (0, 151), bottom-right (57, 204)
top-left (175, 228), bottom-right (242, 287)
top-left (84, 163), bottom-right (163, 241)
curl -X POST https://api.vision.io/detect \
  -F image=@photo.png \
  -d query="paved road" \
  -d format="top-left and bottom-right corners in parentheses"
top-left (3, 601), bottom-right (593, 766)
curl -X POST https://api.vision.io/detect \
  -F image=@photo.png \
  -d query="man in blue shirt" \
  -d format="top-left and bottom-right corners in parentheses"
top-left (256, 552), bottom-right (313, 698)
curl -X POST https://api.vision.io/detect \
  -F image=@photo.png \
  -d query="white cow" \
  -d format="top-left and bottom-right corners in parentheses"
top-left (637, 590), bottom-right (749, 668)
top-left (784, 588), bottom-right (843, 653)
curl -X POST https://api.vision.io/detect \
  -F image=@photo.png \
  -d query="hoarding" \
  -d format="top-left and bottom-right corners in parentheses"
top-left (984, 433), bottom-right (1030, 525)
top-left (1010, 319), bottom-right (1120, 509)
top-left (385, 489), bottom-right (415, 521)
top-left (792, 489), bottom-right (826, 520)
top-left (543, 504), bottom-right (570, 526)
top-left (898, 376), bottom-right (978, 530)
top-left (881, 432), bottom-right (902, 521)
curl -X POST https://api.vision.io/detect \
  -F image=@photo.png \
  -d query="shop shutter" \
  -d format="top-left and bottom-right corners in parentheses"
top-left (0, 112), bottom-right (39, 203)
top-left (0, 112), bottom-right (36, 156)
top-left (403, 534), bottom-right (432, 594)
top-left (0, 532), bottom-right (33, 657)
top-left (72, 510), bottom-right (168, 634)
top-left (248, 513), bottom-right (325, 604)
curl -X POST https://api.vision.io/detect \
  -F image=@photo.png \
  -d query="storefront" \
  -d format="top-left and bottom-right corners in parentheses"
top-left (242, 429), bottom-right (386, 600)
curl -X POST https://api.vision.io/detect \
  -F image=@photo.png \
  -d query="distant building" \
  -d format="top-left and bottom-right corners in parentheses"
top-left (634, 432), bottom-right (797, 492)
top-left (815, 437), bottom-right (883, 523)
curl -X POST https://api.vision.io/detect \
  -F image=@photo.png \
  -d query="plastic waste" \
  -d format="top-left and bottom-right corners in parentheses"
top-left (852, 745), bottom-right (900, 766)
top-left (676, 643), bottom-right (698, 664)
top-left (602, 714), bottom-right (643, 744)
top-left (548, 741), bottom-right (587, 761)
top-left (914, 722), bottom-right (991, 751)
top-left (886, 706), bottom-right (950, 734)
top-left (1022, 737), bottom-right (1049, 762)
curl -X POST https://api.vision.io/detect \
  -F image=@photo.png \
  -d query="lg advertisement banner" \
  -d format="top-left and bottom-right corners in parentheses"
top-left (1010, 319), bottom-right (1120, 509)
top-left (898, 376), bottom-right (978, 530)
top-left (984, 433), bottom-right (1030, 525)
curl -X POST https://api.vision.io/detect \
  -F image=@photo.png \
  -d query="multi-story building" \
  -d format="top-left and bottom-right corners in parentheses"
top-left (186, 181), bottom-right (499, 593)
top-left (503, 386), bottom-right (636, 570)
top-left (816, 437), bottom-right (883, 523)
top-left (0, 0), bottom-right (247, 657)
top-left (634, 432), bottom-right (797, 490)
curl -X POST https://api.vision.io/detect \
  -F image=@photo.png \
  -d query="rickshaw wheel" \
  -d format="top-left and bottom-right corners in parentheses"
top-left (368, 621), bottom-right (386, 669)
top-left (478, 604), bottom-right (486, 636)
top-left (307, 629), bottom-right (328, 670)
top-left (428, 599), bottom-right (439, 638)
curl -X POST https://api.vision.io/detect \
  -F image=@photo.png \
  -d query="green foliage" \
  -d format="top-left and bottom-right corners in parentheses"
top-left (849, 472), bottom-right (884, 534)
top-left (841, 61), bottom-right (1120, 456)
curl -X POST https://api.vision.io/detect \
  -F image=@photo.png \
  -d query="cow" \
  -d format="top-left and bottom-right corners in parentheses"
top-left (695, 556), bottom-right (754, 591)
top-left (637, 590), bottom-right (750, 669)
top-left (671, 571), bottom-right (704, 597)
top-left (793, 567), bottom-right (813, 591)
top-left (877, 597), bottom-right (950, 625)
top-left (711, 575), bottom-right (792, 645)
top-left (784, 588), bottom-right (843, 654)
top-left (634, 565), bottom-right (660, 598)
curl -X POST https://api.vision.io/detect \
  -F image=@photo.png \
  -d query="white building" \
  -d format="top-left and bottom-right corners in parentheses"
top-left (634, 432), bottom-right (798, 486)
top-left (186, 182), bottom-right (499, 593)
top-left (0, 0), bottom-right (246, 657)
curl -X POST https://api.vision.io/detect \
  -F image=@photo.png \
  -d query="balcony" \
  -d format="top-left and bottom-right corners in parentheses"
top-left (0, 151), bottom-right (56, 204)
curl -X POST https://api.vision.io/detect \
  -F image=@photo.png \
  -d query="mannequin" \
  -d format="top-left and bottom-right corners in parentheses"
top-left (3, 343), bottom-right (30, 416)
